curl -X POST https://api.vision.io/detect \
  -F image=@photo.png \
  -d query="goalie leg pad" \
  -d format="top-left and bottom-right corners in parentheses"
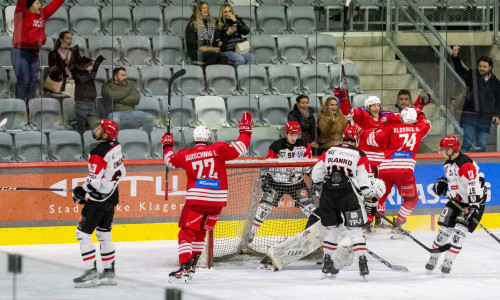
top-left (96, 229), bottom-right (115, 269)
top-left (444, 224), bottom-right (468, 263)
top-left (76, 229), bottom-right (97, 270)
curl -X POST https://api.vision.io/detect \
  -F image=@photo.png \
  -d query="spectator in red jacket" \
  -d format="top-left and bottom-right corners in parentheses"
top-left (11, 0), bottom-right (66, 103)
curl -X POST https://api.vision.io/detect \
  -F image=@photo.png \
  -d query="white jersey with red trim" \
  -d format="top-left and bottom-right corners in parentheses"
top-left (163, 133), bottom-right (251, 207)
top-left (83, 140), bottom-right (126, 202)
top-left (444, 153), bottom-right (484, 204)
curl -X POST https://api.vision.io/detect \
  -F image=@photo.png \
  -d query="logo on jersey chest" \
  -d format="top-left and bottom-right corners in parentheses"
top-left (380, 116), bottom-right (387, 123)
top-left (279, 149), bottom-right (304, 159)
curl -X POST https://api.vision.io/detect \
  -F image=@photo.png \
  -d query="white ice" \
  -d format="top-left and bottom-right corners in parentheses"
top-left (1, 230), bottom-right (500, 300)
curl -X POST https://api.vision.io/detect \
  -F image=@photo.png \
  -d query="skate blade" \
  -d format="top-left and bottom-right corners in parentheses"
top-left (362, 275), bottom-right (368, 282)
top-left (441, 273), bottom-right (448, 278)
top-left (321, 273), bottom-right (337, 279)
top-left (74, 279), bottom-right (101, 288)
top-left (425, 269), bottom-right (433, 275)
top-left (168, 275), bottom-right (189, 284)
top-left (100, 278), bottom-right (117, 286)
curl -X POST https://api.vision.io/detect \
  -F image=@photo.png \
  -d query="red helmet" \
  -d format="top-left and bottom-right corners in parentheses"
top-left (286, 121), bottom-right (301, 134)
top-left (342, 124), bottom-right (362, 142)
top-left (439, 135), bottom-right (460, 153)
top-left (100, 119), bottom-right (119, 140)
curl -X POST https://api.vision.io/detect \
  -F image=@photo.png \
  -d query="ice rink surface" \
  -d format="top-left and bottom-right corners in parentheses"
top-left (1, 230), bottom-right (500, 300)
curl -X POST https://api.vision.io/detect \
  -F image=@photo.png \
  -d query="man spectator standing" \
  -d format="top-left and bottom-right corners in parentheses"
top-left (451, 45), bottom-right (500, 152)
top-left (101, 67), bottom-right (154, 137)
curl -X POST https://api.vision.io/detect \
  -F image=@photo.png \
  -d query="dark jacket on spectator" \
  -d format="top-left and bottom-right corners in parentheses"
top-left (288, 104), bottom-right (317, 146)
top-left (219, 16), bottom-right (250, 52)
top-left (48, 45), bottom-right (80, 91)
top-left (452, 55), bottom-right (500, 122)
top-left (185, 19), bottom-right (221, 63)
top-left (72, 55), bottom-right (104, 103)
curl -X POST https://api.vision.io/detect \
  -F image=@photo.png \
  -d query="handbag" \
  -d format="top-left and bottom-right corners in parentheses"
top-left (236, 41), bottom-right (250, 54)
top-left (62, 79), bottom-right (75, 98)
top-left (43, 67), bottom-right (63, 93)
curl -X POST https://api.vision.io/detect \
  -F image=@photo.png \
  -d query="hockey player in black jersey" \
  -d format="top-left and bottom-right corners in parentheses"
top-left (248, 121), bottom-right (315, 243)
top-left (72, 119), bottom-right (126, 288)
top-left (426, 136), bottom-right (487, 276)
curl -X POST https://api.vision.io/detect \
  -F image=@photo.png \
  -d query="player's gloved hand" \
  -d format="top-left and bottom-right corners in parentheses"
top-left (464, 205), bottom-right (480, 224)
top-left (310, 182), bottom-right (322, 202)
top-left (73, 186), bottom-right (87, 205)
top-left (420, 93), bottom-right (432, 105)
top-left (161, 133), bottom-right (174, 149)
top-left (238, 112), bottom-right (253, 134)
top-left (334, 87), bottom-right (348, 102)
top-left (364, 196), bottom-right (378, 208)
top-left (433, 177), bottom-right (448, 196)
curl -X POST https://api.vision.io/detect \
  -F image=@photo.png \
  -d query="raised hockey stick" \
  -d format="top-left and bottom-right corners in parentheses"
top-left (340, 0), bottom-right (355, 125)
top-left (164, 68), bottom-right (186, 201)
top-left (449, 199), bottom-right (500, 244)
top-left (366, 249), bottom-right (408, 272)
top-left (0, 187), bottom-right (74, 192)
top-left (375, 212), bottom-right (451, 254)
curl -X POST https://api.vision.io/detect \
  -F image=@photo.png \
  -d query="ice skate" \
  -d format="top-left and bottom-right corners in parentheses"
top-left (440, 260), bottom-right (452, 277)
top-left (359, 255), bottom-right (369, 281)
top-left (374, 217), bottom-right (391, 231)
top-left (168, 263), bottom-right (190, 283)
top-left (321, 255), bottom-right (339, 279)
top-left (361, 222), bottom-right (372, 235)
top-left (259, 256), bottom-right (278, 271)
top-left (390, 222), bottom-right (406, 240)
top-left (99, 261), bottom-right (117, 285)
top-left (188, 253), bottom-right (200, 279)
top-left (73, 267), bottom-right (100, 288)
top-left (425, 257), bottom-right (438, 274)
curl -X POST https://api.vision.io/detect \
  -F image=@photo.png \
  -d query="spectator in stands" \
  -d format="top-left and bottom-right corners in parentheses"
top-left (11, 0), bottom-right (66, 103)
top-left (48, 31), bottom-right (79, 98)
top-left (185, 2), bottom-right (222, 66)
top-left (217, 4), bottom-right (256, 70)
top-left (452, 45), bottom-right (500, 152)
top-left (72, 55), bottom-right (104, 133)
top-left (288, 95), bottom-right (319, 154)
top-left (389, 89), bottom-right (413, 113)
top-left (317, 96), bottom-right (348, 155)
top-left (101, 67), bottom-right (154, 137)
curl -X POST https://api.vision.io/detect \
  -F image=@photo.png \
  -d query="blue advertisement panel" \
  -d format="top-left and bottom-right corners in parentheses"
top-left (384, 163), bottom-right (499, 210)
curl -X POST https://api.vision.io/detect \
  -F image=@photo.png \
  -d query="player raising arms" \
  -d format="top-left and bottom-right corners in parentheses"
top-left (248, 121), bottom-right (315, 243)
top-left (425, 136), bottom-right (486, 275)
top-left (162, 112), bottom-right (253, 283)
top-left (72, 120), bottom-right (126, 288)
top-left (311, 125), bottom-right (384, 280)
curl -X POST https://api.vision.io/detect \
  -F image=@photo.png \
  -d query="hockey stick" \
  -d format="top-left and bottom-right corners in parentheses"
top-left (340, 0), bottom-right (355, 125)
top-left (164, 69), bottom-right (186, 201)
top-left (366, 249), bottom-right (408, 272)
top-left (0, 187), bottom-right (74, 192)
top-left (449, 199), bottom-right (500, 244)
top-left (375, 212), bottom-right (451, 253)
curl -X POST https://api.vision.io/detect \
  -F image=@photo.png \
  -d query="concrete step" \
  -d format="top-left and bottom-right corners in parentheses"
top-left (362, 88), bottom-right (422, 107)
top-left (359, 74), bottom-right (418, 90)
top-left (344, 46), bottom-right (396, 61)
top-left (328, 32), bottom-right (387, 47)
top-left (354, 60), bottom-right (407, 75)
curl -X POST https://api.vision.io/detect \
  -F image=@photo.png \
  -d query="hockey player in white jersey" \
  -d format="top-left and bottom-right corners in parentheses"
top-left (72, 119), bottom-right (126, 288)
top-left (311, 125), bottom-right (383, 280)
top-left (425, 136), bottom-right (487, 276)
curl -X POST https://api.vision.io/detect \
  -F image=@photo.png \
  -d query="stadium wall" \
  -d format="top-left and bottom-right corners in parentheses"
top-left (0, 154), bottom-right (499, 246)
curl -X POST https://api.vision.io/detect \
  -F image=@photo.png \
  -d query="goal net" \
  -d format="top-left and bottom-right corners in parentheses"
top-left (200, 158), bottom-right (318, 268)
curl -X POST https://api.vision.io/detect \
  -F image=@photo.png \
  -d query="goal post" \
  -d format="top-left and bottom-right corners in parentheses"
top-left (199, 158), bottom-right (318, 268)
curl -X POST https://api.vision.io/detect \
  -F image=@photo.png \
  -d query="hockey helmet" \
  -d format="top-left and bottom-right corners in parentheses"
top-left (342, 124), bottom-right (362, 143)
top-left (100, 119), bottom-right (119, 140)
top-left (285, 121), bottom-right (301, 135)
top-left (364, 96), bottom-right (381, 109)
top-left (400, 107), bottom-right (418, 124)
top-left (439, 135), bottom-right (460, 153)
top-left (193, 126), bottom-right (211, 143)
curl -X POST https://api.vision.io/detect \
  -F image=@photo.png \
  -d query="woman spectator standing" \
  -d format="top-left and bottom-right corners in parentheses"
top-left (12, 0), bottom-right (66, 103)
top-left (217, 4), bottom-right (256, 70)
top-left (288, 95), bottom-right (319, 154)
top-left (317, 96), bottom-right (348, 155)
top-left (185, 2), bottom-right (221, 66)
top-left (48, 31), bottom-right (79, 98)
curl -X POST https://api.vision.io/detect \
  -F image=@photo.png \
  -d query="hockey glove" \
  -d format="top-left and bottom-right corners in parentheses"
top-left (420, 93), bottom-right (432, 106)
top-left (464, 205), bottom-right (480, 225)
top-left (310, 182), bottom-right (322, 202)
top-left (238, 112), bottom-right (253, 134)
top-left (73, 186), bottom-right (87, 205)
top-left (161, 133), bottom-right (174, 149)
top-left (364, 196), bottom-right (378, 208)
top-left (334, 87), bottom-right (348, 103)
top-left (433, 177), bottom-right (448, 196)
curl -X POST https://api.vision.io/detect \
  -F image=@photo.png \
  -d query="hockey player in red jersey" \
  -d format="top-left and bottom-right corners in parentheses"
top-left (248, 121), bottom-right (314, 243)
top-left (72, 119), bottom-right (126, 288)
top-left (425, 136), bottom-right (487, 275)
top-left (162, 112), bottom-right (253, 283)
top-left (367, 107), bottom-right (431, 239)
top-left (310, 125), bottom-right (385, 280)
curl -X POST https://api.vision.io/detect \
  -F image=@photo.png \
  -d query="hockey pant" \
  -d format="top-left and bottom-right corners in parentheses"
top-left (177, 204), bottom-right (222, 264)
top-left (369, 171), bottom-right (419, 224)
top-left (76, 198), bottom-right (117, 270)
top-left (252, 184), bottom-right (314, 235)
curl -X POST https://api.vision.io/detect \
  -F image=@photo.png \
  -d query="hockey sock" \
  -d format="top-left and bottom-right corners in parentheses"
top-left (324, 225), bottom-right (342, 256)
top-left (444, 224), bottom-right (468, 262)
top-left (178, 242), bottom-right (193, 264)
top-left (76, 229), bottom-right (97, 270)
top-left (192, 231), bottom-right (206, 258)
top-left (96, 229), bottom-right (115, 269)
top-left (430, 226), bottom-right (453, 258)
top-left (396, 197), bottom-right (418, 223)
top-left (345, 227), bottom-right (367, 258)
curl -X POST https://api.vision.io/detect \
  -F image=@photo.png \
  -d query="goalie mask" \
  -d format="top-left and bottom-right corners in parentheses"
top-left (400, 107), bottom-right (418, 124)
top-left (371, 178), bottom-right (386, 199)
top-left (193, 126), bottom-right (211, 143)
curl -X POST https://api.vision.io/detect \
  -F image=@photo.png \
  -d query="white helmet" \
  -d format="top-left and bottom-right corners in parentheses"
top-left (364, 96), bottom-right (381, 109)
top-left (400, 107), bottom-right (418, 124)
top-left (193, 126), bottom-right (211, 143)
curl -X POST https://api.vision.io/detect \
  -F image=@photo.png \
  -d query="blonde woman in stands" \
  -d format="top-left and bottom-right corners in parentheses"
top-left (317, 96), bottom-right (348, 155)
